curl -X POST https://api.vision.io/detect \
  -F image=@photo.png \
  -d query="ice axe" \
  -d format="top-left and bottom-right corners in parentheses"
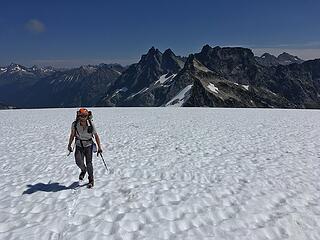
top-left (67, 147), bottom-right (73, 156)
top-left (98, 152), bottom-right (109, 172)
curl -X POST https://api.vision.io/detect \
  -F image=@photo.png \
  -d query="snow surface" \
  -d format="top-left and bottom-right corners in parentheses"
top-left (0, 108), bottom-right (320, 240)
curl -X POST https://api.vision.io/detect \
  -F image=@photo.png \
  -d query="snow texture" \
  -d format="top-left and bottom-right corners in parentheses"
top-left (0, 108), bottom-right (320, 240)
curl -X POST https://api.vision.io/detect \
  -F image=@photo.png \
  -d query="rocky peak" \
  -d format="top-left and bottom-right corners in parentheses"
top-left (162, 48), bottom-right (184, 73)
top-left (6, 63), bottom-right (28, 73)
top-left (278, 52), bottom-right (304, 64)
top-left (183, 54), bottom-right (196, 69)
top-left (139, 47), bottom-right (162, 66)
top-left (261, 53), bottom-right (277, 59)
top-left (163, 48), bottom-right (175, 58)
top-left (255, 53), bottom-right (280, 66)
top-left (98, 63), bottom-right (125, 73)
top-left (195, 45), bottom-right (256, 73)
top-left (201, 44), bottom-right (214, 53)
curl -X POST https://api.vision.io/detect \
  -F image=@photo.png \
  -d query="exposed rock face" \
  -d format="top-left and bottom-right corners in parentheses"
top-left (165, 45), bottom-right (320, 108)
top-left (1, 45), bottom-right (319, 109)
top-left (99, 47), bottom-right (185, 106)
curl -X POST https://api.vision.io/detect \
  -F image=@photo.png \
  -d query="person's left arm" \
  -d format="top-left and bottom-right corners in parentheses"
top-left (94, 133), bottom-right (102, 153)
top-left (91, 122), bottom-right (102, 153)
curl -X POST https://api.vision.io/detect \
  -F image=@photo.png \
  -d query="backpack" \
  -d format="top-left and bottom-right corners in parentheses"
top-left (73, 110), bottom-right (95, 149)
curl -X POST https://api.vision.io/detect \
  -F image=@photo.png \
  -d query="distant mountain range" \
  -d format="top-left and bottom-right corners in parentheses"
top-left (1, 46), bottom-right (320, 109)
top-left (255, 52), bottom-right (304, 67)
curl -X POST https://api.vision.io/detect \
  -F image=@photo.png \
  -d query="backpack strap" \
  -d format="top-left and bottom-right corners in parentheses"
top-left (73, 120), bottom-right (93, 148)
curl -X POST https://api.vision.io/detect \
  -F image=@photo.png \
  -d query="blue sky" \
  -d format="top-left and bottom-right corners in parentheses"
top-left (1, 0), bottom-right (319, 67)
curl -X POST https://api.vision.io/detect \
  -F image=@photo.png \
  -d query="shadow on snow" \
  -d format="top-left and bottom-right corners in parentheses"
top-left (22, 181), bottom-right (87, 194)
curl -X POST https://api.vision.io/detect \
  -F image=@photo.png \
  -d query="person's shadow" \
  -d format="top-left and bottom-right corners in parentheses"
top-left (22, 181), bottom-right (87, 194)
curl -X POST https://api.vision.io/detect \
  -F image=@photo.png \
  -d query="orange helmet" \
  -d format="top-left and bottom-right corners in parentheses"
top-left (78, 108), bottom-right (89, 116)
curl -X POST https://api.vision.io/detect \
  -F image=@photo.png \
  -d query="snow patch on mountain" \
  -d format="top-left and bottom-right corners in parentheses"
top-left (112, 87), bottom-right (128, 98)
top-left (166, 84), bottom-right (193, 107)
top-left (127, 87), bottom-right (149, 99)
top-left (207, 83), bottom-right (219, 94)
top-left (112, 70), bottom-right (122, 75)
top-left (0, 68), bottom-right (7, 73)
top-left (11, 66), bottom-right (26, 73)
top-left (242, 85), bottom-right (249, 90)
top-left (155, 74), bottom-right (177, 85)
top-left (64, 75), bottom-right (75, 81)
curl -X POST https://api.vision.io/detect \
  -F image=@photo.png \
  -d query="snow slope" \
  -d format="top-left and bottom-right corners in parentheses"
top-left (0, 108), bottom-right (320, 240)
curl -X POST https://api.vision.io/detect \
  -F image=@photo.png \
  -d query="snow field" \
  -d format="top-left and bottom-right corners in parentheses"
top-left (0, 108), bottom-right (320, 240)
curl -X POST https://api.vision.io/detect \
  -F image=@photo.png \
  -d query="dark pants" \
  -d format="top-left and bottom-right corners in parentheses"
top-left (75, 145), bottom-right (93, 180)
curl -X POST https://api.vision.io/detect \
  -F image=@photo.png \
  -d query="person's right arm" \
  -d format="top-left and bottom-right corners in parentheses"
top-left (68, 128), bottom-right (76, 152)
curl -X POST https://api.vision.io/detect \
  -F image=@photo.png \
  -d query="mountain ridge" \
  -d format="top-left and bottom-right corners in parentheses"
top-left (1, 46), bottom-right (319, 109)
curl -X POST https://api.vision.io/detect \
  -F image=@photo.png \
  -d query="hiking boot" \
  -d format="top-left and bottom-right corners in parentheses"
top-left (79, 170), bottom-right (86, 180)
top-left (88, 177), bottom-right (94, 188)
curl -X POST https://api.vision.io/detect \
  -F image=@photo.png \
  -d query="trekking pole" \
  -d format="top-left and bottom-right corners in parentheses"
top-left (99, 153), bottom-right (109, 172)
top-left (67, 150), bottom-right (72, 156)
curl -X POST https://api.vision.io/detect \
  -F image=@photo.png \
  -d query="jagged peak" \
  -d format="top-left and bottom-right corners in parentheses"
top-left (183, 54), bottom-right (196, 68)
top-left (8, 63), bottom-right (24, 68)
top-left (146, 46), bottom-right (161, 55)
top-left (139, 47), bottom-right (162, 64)
top-left (278, 52), bottom-right (292, 57)
top-left (201, 44), bottom-right (213, 53)
top-left (278, 52), bottom-right (303, 62)
top-left (278, 52), bottom-right (301, 58)
top-left (163, 48), bottom-right (175, 56)
top-left (7, 63), bottom-right (27, 72)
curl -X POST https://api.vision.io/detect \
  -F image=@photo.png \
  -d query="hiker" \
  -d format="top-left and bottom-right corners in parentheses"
top-left (67, 108), bottom-right (102, 188)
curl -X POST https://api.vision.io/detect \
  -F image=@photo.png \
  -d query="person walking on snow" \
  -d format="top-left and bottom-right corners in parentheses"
top-left (68, 108), bottom-right (102, 188)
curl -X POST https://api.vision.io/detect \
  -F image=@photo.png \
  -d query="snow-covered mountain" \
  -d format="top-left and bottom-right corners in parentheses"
top-left (0, 63), bottom-right (55, 76)
top-left (0, 63), bottom-right (55, 86)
